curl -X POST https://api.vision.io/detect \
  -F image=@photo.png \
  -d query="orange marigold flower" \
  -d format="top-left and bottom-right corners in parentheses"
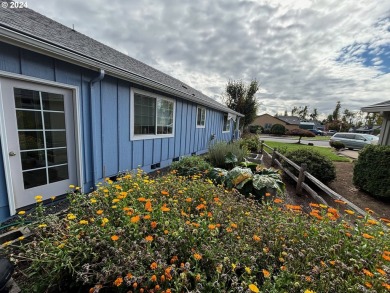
top-left (161, 190), bottom-right (169, 195)
top-left (111, 235), bottom-right (119, 241)
top-left (154, 285), bottom-right (160, 291)
top-left (126, 273), bottom-right (133, 279)
top-left (194, 253), bottom-right (202, 260)
top-left (285, 204), bottom-right (302, 210)
top-left (262, 269), bottom-right (270, 278)
top-left (363, 269), bottom-right (374, 277)
top-left (161, 204), bottom-right (170, 212)
top-left (96, 209), bottom-right (103, 215)
top-left (133, 282), bottom-right (138, 288)
top-left (362, 233), bottom-right (374, 239)
top-left (150, 262), bottom-right (158, 270)
top-left (151, 221), bottom-right (157, 229)
top-left (195, 274), bottom-right (201, 282)
top-left (185, 198), bottom-right (192, 202)
top-left (280, 265), bottom-right (286, 271)
top-left (196, 203), bottom-right (206, 210)
top-left (145, 235), bottom-right (154, 242)
top-left (164, 230), bottom-right (169, 234)
top-left (305, 276), bottom-right (312, 282)
top-left (131, 215), bottom-right (140, 223)
top-left (380, 218), bottom-right (390, 223)
top-left (143, 214), bottom-right (151, 220)
top-left (376, 268), bottom-right (386, 276)
top-left (309, 203), bottom-right (320, 208)
top-left (274, 198), bottom-right (283, 203)
top-left (265, 192), bottom-right (271, 197)
top-left (310, 211), bottom-right (323, 220)
top-left (327, 207), bottom-right (339, 216)
top-left (145, 201), bottom-right (153, 212)
top-left (138, 197), bottom-right (147, 202)
top-left (160, 275), bottom-right (166, 282)
top-left (230, 223), bottom-right (238, 229)
top-left (151, 275), bottom-right (157, 282)
top-left (253, 235), bottom-right (261, 242)
top-left (382, 283), bottom-right (390, 290)
top-left (170, 255), bottom-right (178, 264)
top-left (226, 228), bottom-right (233, 233)
top-left (165, 267), bottom-right (173, 280)
top-left (334, 199), bottom-right (346, 204)
top-left (382, 253), bottom-right (390, 261)
top-left (365, 282), bottom-right (372, 288)
top-left (345, 232), bottom-right (352, 237)
top-left (329, 260), bottom-right (336, 266)
top-left (113, 277), bottom-right (123, 286)
top-left (208, 224), bottom-right (216, 230)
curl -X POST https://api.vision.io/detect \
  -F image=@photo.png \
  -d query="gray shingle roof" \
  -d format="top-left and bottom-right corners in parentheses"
top-left (361, 100), bottom-right (390, 113)
top-left (0, 6), bottom-right (242, 116)
top-left (275, 116), bottom-right (300, 125)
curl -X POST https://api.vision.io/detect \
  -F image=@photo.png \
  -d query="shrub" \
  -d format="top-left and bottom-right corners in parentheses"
top-left (248, 125), bottom-right (263, 134)
top-left (170, 156), bottom-right (211, 176)
top-left (286, 129), bottom-right (315, 143)
top-left (283, 148), bottom-right (336, 184)
top-left (239, 135), bottom-right (261, 153)
top-left (5, 171), bottom-right (390, 292)
top-left (207, 141), bottom-right (248, 169)
top-left (353, 145), bottom-right (390, 199)
top-left (329, 140), bottom-right (345, 150)
top-left (270, 124), bottom-right (286, 135)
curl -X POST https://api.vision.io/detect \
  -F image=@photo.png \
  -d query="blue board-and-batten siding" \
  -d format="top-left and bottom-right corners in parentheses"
top-left (0, 41), bottom-right (234, 219)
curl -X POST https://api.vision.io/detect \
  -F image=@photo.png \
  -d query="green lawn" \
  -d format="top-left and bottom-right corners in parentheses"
top-left (262, 141), bottom-right (351, 162)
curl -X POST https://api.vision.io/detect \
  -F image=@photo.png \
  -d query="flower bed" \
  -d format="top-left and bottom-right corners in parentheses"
top-left (3, 169), bottom-right (390, 292)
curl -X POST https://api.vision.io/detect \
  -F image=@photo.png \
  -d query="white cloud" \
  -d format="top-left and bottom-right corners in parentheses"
top-left (29, 0), bottom-right (390, 117)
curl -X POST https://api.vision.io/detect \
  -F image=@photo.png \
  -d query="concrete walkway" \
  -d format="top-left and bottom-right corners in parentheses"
top-left (338, 149), bottom-right (359, 159)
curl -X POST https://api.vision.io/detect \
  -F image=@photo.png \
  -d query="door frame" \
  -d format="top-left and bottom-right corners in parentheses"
top-left (0, 70), bottom-right (83, 215)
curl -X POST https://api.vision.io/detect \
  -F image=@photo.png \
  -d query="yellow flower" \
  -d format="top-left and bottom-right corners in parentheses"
top-left (101, 218), bottom-right (109, 226)
top-left (18, 236), bottom-right (25, 241)
top-left (35, 195), bottom-right (43, 202)
top-left (79, 220), bottom-right (89, 225)
top-left (248, 284), bottom-right (259, 293)
top-left (38, 224), bottom-right (47, 228)
top-left (67, 213), bottom-right (76, 220)
top-left (345, 209), bottom-right (355, 215)
top-left (193, 253), bottom-right (202, 260)
top-left (50, 196), bottom-right (56, 200)
top-left (112, 198), bottom-right (120, 203)
top-left (304, 290), bottom-right (316, 293)
top-left (245, 267), bottom-right (251, 274)
top-left (90, 198), bottom-right (97, 203)
top-left (69, 185), bottom-right (75, 188)
top-left (18, 211), bottom-right (26, 215)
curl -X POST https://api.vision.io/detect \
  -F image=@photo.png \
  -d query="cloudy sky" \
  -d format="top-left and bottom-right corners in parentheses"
top-left (29, 0), bottom-right (390, 119)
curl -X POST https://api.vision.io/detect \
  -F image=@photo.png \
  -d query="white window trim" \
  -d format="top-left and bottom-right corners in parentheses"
top-left (130, 88), bottom-right (175, 141)
top-left (196, 106), bottom-right (206, 128)
top-left (222, 114), bottom-right (230, 133)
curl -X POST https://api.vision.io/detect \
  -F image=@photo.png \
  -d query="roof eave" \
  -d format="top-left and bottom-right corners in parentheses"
top-left (0, 25), bottom-right (243, 117)
top-left (361, 105), bottom-right (390, 113)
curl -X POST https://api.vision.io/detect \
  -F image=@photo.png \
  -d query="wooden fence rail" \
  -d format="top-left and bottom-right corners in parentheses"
top-left (259, 140), bottom-right (372, 219)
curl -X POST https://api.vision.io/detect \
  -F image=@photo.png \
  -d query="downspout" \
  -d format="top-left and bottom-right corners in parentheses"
top-left (89, 69), bottom-right (105, 189)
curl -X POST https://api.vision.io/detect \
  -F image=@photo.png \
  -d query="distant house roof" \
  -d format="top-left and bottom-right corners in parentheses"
top-left (361, 100), bottom-right (390, 113)
top-left (0, 6), bottom-right (243, 117)
top-left (276, 116), bottom-right (301, 125)
top-left (355, 125), bottom-right (381, 132)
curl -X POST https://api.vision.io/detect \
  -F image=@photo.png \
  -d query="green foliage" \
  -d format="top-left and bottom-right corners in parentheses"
top-left (239, 135), bottom-right (261, 153)
top-left (248, 125), bottom-right (263, 134)
top-left (207, 141), bottom-right (248, 169)
top-left (353, 145), bottom-right (390, 199)
top-left (208, 165), bottom-right (285, 198)
top-left (283, 148), bottom-right (336, 184)
top-left (170, 156), bottom-right (212, 176)
top-left (4, 171), bottom-right (390, 292)
top-left (286, 128), bottom-right (315, 143)
top-left (223, 80), bottom-right (259, 128)
top-left (329, 140), bottom-right (345, 150)
top-left (270, 124), bottom-right (286, 135)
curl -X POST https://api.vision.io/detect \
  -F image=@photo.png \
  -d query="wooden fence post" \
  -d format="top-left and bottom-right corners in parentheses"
top-left (271, 149), bottom-right (276, 166)
top-left (296, 163), bottom-right (307, 195)
top-left (260, 140), bottom-right (264, 154)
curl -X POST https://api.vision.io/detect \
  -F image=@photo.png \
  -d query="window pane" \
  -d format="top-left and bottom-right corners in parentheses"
top-left (18, 131), bottom-right (44, 150)
top-left (47, 148), bottom-right (68, 166)
top-left (134, 93), bottom-right (156, 135)
top-left (14, 88), bottom-right (41, 109)
top-left (46, 131), bottom-right (67, 148)
top-left (156, 99), bottom-right (173, 133)
top-left (49, 165), bottom-right (69, 183)
top-left (41, 92), bottom-right (64, 111)
top-left (44, 112), bottom-right (66, 129)
top-left (16, 110), bottom-right (43, 129)
top-left (21, 150), bottom-right (46, 170)
top-left (23, 168), bottom-right (47, 189)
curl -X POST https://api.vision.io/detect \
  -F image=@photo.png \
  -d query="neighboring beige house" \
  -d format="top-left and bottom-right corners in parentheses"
top-left (250, 114), bottom-right (300, 132)
top-left (361, 101), bottom-right (390, 146)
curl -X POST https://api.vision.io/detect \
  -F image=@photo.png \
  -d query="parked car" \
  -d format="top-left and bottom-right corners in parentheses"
top-left (327, 130), bottom-right (337, 135)
top-left (308, 129), bottom-right (324, 136)
top-left (329, 133), bottom-right (379, 150)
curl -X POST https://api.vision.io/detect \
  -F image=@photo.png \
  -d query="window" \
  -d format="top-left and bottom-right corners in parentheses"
top-left (223, 114), bottom-right (230, 132)
top-left (196, 107), bottom-right (206, 128)
top-left (131, 89), bottom-right (175, 140)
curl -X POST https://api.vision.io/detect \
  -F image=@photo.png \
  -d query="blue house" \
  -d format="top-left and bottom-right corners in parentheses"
top-left (0, 7), bottom-right (242, 220)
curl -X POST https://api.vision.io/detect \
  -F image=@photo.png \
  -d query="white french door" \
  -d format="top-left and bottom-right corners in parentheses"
top-left (0, 77), bottom-right (77, 210)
